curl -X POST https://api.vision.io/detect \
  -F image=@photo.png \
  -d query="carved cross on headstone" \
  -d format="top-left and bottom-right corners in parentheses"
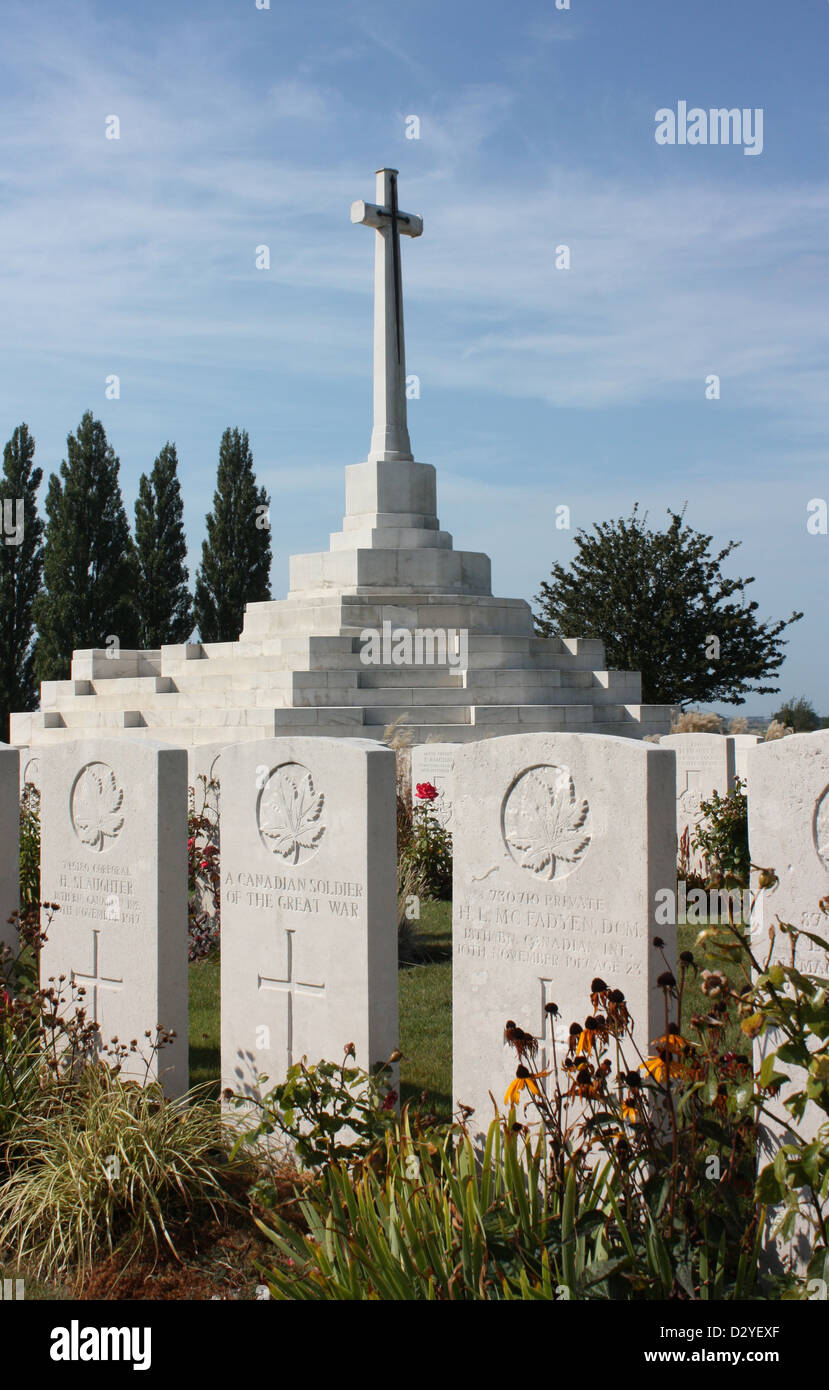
top-left (351, 168), bottom-right (423, 465)
top-left (71, 929), bottom-right (123, 1028)
top-left (257, 929), bottom-right (326, 1069)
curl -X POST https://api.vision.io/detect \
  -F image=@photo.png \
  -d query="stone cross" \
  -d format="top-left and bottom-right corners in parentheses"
top-left (351, 168), bottom-right (423, 464)
top-left (72, 928), bottom-right (123, 1028)
top-left (257, 928), bottom-right (326, 1069)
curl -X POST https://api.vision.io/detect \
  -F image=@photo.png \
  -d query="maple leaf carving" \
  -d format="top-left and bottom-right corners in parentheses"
top-left (503, 765), bottom-right (590, 880)
top-left (259, 764), bottom-right (326, 863)
top-left (816, 789), bottom-right (829, 869)
top-left (72, 764), bottom-right (125, 851)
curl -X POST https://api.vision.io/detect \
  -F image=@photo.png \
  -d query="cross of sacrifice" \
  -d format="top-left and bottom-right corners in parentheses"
top-left (351, 168), bottom-right (423, 465)
top-left (71, 929), bottom-right (123, 1027)
top-left (257, 929), bottom-right (326, 1070)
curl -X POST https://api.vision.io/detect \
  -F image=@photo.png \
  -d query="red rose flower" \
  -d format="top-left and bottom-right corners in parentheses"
top-left (415, 782), bottom-right (439, 802)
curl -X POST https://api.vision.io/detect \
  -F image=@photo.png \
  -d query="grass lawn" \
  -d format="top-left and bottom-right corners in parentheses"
top-left (187, 905), bottom-right (744, 1119)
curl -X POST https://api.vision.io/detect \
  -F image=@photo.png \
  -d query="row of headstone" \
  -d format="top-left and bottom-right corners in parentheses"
top-left (2, 735), bottom-right (398, 1104)
top-left (2, 729), bottom-right (826, 1286)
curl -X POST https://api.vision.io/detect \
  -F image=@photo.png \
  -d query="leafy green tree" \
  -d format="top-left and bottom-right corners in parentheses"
top-left (534, 506), bottom-right (802, 708)
top-left (33, 412), bottom-right (139, 682)
top-left (134, 443), bottom-right (192, 647)
top-left (193, 427), bottom-right (271, 642)
top-left (0, 424), bottom-right (45, 738)
top-left (771, 696), bottom-right (820, 733)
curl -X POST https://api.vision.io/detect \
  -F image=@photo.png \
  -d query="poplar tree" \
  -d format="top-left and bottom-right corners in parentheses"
top-left (193, 427), bottom-right (271, 642)
top-left (33, 412), bottom-right (138, 682)
top-left (134, 442), bottom-right (193, 647)
top-left (0, 423), bottom-right (45, 738)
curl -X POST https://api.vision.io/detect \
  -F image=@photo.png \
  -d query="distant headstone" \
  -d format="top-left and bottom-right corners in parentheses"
top-left (0, 744), bottom-right (20, 954)
top-left (411, 742), bottom-right (461, 828)
top-left (748, 732), bottom-right (829, 1278)
top-left (220, 737), bottom-right (398, 1105)
top-left (660, 733), bottom-right (735, 875)
top-left (729, 733), bottom-right (760, 786)
top-left (39, 739), bottom-right (189, 1094)
top-left (452, 733), bottom-right (676, 1134)
top-left (20, 752), bottom-right (40, 793)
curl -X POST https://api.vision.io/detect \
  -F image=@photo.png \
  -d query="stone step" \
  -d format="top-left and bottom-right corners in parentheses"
top-left (357, 667), bottom-right (464, 689)
top-left (361, 704), bottom-right (471, 726)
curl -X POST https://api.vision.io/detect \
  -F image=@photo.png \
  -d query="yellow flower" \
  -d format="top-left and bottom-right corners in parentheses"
top-left (620, 1100), bottom-right (638, 1123)
top-left (504, 1065), bottom-right (551, 1107)
top-left (641, 1055), bottom-right (683, 1084)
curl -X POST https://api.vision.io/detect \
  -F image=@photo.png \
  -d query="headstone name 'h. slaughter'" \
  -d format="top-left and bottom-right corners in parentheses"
top-left (220, 737), bottom-right (397, 1105)
top-left (748, 731), bottom-right (829, 1277)
top-left (38, 739), bottom-right (189, 1095)
top-left (452, 733), bottom-right (676, 1134)
top-left (0, 743), bottom-right (20, 955)
top-left (659, 733), bottom-right (735, 875)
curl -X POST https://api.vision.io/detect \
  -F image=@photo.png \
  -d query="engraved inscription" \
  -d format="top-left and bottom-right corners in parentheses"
top-left (455, 887), bottom-right (642, 978)
top-left (257, 762), bottom-right (326, 864)
top-left (70, 762), bottom-right (125, 851)
top-left (501, 764), bottom-right (591, 881)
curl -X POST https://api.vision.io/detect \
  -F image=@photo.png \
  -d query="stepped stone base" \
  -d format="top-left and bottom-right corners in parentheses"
top-left (11, 456), bottom-right (672, 774)
top-left (11, 585), bottom-right (672, 778)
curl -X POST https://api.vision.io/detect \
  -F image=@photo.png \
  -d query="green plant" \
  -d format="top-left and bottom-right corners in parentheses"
top-left (701, 882), bottom-right (829, 1293)
top-left (534, 504), bottom-right (801, 708)
top-left (399, 784), bottom-right (452, 901)
top-left (0, 1064), bottom-right (247, 1285)
top-left (18, 784), bottom-right (40, 911)
top-left (230, 1047), bottom-right (399, 1173)
top-left (692, 776), bottom-right (749, 885)
top-left (257, 1116), bottom-right (625, 1300)
top-left (0, 904), bottom-right (101, 1150)
top-left (188, 775), bottom-right (220, 961)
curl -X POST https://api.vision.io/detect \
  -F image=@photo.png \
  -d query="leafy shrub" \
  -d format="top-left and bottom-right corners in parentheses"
top-left (398, 784), bottom-right (452, 902)
top-left (692, 776), bottom-right (750, 885)
top-left (230, 1047), bottom-right (400, 1173)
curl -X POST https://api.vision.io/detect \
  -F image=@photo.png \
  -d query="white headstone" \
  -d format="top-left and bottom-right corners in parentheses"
top-left (660, 733), bottom-right (735, 876)
top-left (0, 744), bottom-right (20, 954)
top-left (729, 733), bottom-right (760, 787)
top-left (220, 737), bottom-right (398, 1105)
top-left (748, 731), bottom-right (829, 1277)
top-left (411, 742), bottom-right (461, 828)
top-left (452, 733), bottom-right (676, 1134)
top-left (39, 739), bottom-right (189, 1094)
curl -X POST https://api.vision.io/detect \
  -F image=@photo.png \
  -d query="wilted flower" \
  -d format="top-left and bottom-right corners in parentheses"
top-left (700, 970), bottom-right (729, 1000)
top-left (504, 1064), bottom-right (550, 1107)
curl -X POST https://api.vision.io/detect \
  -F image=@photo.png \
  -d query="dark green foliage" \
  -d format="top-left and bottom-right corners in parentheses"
top-left (193, 428), bottom-right (271, 643)
top-left (33, 413), bottom-right (138, 682)
top-left (772, 696), bottom-right (820, 733)
top-left (19, 785), bottom-right (40, 912)
top-left (0, 425), bottom-right (44, 739)
top-left (534, 506), bottom-right (802, 707)
top-left (134, 443), bottom-right (192, 647)
top-left (692, 777), bottom-right (750, 885)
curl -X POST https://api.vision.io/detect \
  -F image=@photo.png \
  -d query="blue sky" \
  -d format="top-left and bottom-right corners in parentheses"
top-left (1, 0), bottom-right (827, 713)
